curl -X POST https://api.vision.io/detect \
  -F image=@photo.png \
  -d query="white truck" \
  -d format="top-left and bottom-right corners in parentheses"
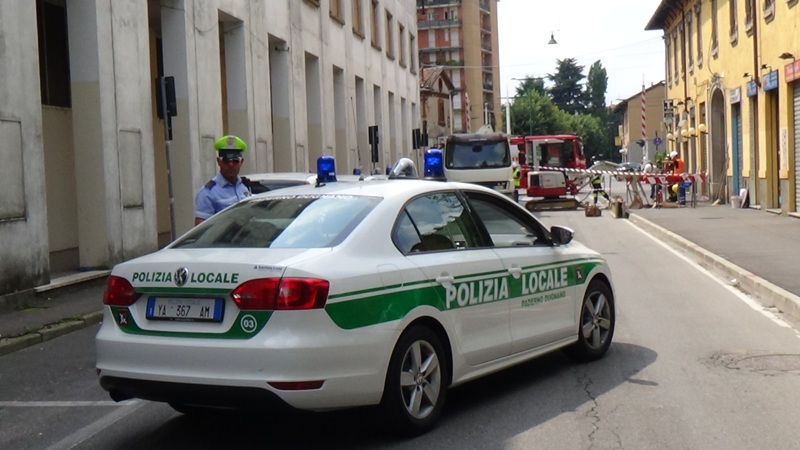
top-left (439, 130), bottom-right (514, 196)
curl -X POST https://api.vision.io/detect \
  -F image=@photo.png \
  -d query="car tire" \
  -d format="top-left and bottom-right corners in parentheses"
top-left (564, 279), bottom-right (615, 362)
top-left (381, 326), bottom-right (448, 436)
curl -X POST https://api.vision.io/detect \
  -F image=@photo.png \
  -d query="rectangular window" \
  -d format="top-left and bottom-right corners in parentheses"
top-left (711, 0), bottom-right (719, 55)
top-left (410, 34), bottom-right (417, 74)
top-left (330, 0), bottom-right (343, 23)
top-left (687, 14), bottom-right (694, 69)
top-left (696, 4), bottom-right (704, 66)
top-left (764, 0), bottom-right (775, 21)
top-left (729, 0), bottom-right (738, 43)
top-left (36, 0), bottom-right (71, 107)
top-left (352, 0), bottom-right (363, 36)
top-left (385, 11), bottom-right (394, 59)
top-left (370, 0), bottom-right (380, 49)
top-left (398, 23), bottom-right (407, 67)
top-left (673, 34), bottom-right (679, 80)
top-left (744, 0), bottom-right (754, 33)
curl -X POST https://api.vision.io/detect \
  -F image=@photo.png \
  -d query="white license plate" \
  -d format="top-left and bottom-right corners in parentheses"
top-left (145, 297), bottom-right (224, 322)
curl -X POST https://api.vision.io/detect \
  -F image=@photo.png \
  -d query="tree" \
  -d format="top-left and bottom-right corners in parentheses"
top-left (585, 60), bottom-right (608, 117)
top-left (509, 90), bottom-right (560, 136)
top-left (514, 76), bottom-right (545, 97)
top-left (547, 58), bottom-right (587, 116)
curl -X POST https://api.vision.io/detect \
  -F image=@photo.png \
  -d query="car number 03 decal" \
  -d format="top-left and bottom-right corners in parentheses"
top-left (240, 314), bottom-right (258, 333)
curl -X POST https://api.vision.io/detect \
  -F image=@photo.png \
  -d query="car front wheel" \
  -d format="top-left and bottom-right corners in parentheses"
top-left (565, 279), bottom-right (615, 362)
top-left (381, 326), bottom-right (448, 436)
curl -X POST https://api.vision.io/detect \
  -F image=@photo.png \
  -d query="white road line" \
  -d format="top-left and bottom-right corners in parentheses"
top-left (0, 400), bottom-right (134, 407)
top-left (626, 220), bottom-right (800, 338)
top-left (44, 400), bottom-right (145, 450)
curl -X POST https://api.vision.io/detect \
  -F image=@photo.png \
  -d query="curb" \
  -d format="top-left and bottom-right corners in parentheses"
top-left (0, 310), bottom-right (103, 357)
top-left (629, 213), bottom-right (800, 325)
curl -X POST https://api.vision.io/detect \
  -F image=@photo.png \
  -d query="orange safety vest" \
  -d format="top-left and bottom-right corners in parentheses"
top-left (672, 158), bottom-right (685, 174)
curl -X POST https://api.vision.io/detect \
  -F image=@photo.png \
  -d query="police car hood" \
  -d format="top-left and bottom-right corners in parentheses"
top-left (113, 248), bottom-right (331, 288)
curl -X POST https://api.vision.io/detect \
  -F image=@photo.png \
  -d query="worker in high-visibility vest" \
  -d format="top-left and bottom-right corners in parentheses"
top-left (590, 172), bottom-right (610, 206)
top-left (512, 162), bottom-right (521, 203)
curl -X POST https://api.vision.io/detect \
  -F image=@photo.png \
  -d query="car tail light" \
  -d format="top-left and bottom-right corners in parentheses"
top-left (103, 276), bottom-right (140, 306)
top-left (232, 278), bottom-right (329, 310)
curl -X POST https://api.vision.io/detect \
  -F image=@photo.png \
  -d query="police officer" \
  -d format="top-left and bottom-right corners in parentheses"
top-left (590, 172), bottom-right (610, 205)
top-left (512, 161), bottom-right (521, 203)
top-left (194, 135), bottom-right (251, 225)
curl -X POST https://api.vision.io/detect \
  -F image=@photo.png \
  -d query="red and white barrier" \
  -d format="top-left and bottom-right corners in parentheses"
top-left (532, 166), bottom-right (707, 184)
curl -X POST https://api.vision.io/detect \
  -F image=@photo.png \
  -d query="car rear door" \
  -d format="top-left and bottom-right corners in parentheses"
top-left (395, 191), bottom-right (511, 366)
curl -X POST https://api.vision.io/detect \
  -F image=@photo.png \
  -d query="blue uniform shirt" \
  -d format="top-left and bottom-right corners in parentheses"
top-left (194, 172), bottom-right (251, 220)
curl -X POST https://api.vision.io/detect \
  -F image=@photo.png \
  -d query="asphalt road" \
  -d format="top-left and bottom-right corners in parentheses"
top-left (2, 210), bottom-right (800, 449)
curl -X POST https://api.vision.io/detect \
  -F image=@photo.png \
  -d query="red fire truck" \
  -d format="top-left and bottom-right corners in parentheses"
top-left (510, 134), bottom-right (588, 210)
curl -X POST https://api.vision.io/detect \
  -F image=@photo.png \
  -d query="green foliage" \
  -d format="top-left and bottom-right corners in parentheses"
top-left (514, 76), bottom-right (545, 97)
top-left (586, 61), bottom-right (608, 117)
top-left (509, 90), bottom-right (560, 136)
top-left (653, 151), bottom-right (667, 170)
top-left (548, 58), bottom-right (587, 116)
top-left (508, 58), bottom-right (615, 162)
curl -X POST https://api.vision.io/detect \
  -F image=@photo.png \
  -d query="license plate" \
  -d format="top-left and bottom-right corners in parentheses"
top-left (146, 297), bottom-right (224, 322)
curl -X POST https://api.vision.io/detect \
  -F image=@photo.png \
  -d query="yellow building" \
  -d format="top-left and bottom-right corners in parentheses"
top-left (647, 0), bottom-right (799, 214)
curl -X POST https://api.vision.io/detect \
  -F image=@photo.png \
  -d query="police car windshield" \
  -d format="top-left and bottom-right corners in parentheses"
top-left (172, 195), bottom-right (380, 249)
top-left (446, 141), bottom-right (510, 170)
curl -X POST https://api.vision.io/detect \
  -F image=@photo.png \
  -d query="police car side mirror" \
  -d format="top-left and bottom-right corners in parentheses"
top-left (550, 226), bottom-right (574, 246)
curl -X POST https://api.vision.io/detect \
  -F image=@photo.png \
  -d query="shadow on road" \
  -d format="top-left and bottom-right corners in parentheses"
top-left (107, 343), bottom-right (656, 450)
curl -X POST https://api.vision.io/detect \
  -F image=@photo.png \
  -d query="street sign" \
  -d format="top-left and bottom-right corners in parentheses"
top-left (653, 136), bottom-right (663, 147)
top-left (662, 99), bottom-right (674, 123)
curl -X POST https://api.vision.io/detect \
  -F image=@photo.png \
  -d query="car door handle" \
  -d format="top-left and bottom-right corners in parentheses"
top-left (435, 275), bottom-right (454, 285)
top-left (508, 267), bottom-right (522, 278)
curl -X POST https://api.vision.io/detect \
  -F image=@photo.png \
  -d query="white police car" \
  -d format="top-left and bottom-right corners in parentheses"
top-left (96, 158), bottom-right (615, 435)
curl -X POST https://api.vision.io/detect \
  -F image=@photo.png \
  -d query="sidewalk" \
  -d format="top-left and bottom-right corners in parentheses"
top-left (629, 202), bottom-right (800, 325)
top-left (2, 201), bottom-right (800, 356)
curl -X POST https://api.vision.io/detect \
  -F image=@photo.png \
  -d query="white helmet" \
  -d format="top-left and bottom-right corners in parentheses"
top-left (669, 151), bottom-right (678, 158)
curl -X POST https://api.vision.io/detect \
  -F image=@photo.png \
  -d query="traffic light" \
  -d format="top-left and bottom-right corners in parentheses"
top-left (369, 125), bottom-right (379, 163)
top-left (155, 76), bottom-right (177, 119)
top-left (412, 128), bottom-right (422, 149)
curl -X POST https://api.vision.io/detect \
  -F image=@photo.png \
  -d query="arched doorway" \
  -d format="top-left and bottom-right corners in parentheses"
top-left (709, 88), bottom-right (727, 203)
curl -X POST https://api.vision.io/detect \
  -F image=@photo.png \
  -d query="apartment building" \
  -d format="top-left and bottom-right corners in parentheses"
top-left (0, 0), bottom-right (419, 298)
top-left (647, 0), bottom-right (799, 213)
top-left (417, 0), bottom-right (501, 134)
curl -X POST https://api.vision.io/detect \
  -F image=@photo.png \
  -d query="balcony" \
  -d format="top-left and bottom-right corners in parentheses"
top-left (419, 46), bottom-right (461, 54)
top-left (417, 0), bottom-right (461, 8)
top-left (418, 18), bottom-right (461, 29)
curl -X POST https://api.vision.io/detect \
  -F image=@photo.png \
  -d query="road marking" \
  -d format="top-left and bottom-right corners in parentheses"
top-left (626, 220), bottom-right (800, 339)
top-left (44, 400), bottom-right (145, 450)
top-left (0, 400), bottom-right (134, 407)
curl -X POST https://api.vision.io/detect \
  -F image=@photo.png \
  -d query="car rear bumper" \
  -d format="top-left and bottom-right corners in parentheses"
top-left (96, 308), bottom-right (396, 410)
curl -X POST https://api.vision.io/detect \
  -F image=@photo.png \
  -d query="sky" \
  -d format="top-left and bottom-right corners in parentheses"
top-left (498, 0), bottom-right (666, 105)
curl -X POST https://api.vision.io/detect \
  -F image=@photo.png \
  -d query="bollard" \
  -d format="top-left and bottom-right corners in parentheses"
top-left (611, 197), bottom-right (626, 218)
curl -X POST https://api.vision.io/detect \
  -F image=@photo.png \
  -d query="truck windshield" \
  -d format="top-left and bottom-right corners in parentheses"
top-left (446, 141), bottom-right (510, 169)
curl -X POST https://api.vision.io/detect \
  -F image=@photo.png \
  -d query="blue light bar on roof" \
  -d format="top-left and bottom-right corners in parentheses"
top-left (423, 149), bottom-right (445, 179)
top-left (316, 156), bottom-right (337, 184)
